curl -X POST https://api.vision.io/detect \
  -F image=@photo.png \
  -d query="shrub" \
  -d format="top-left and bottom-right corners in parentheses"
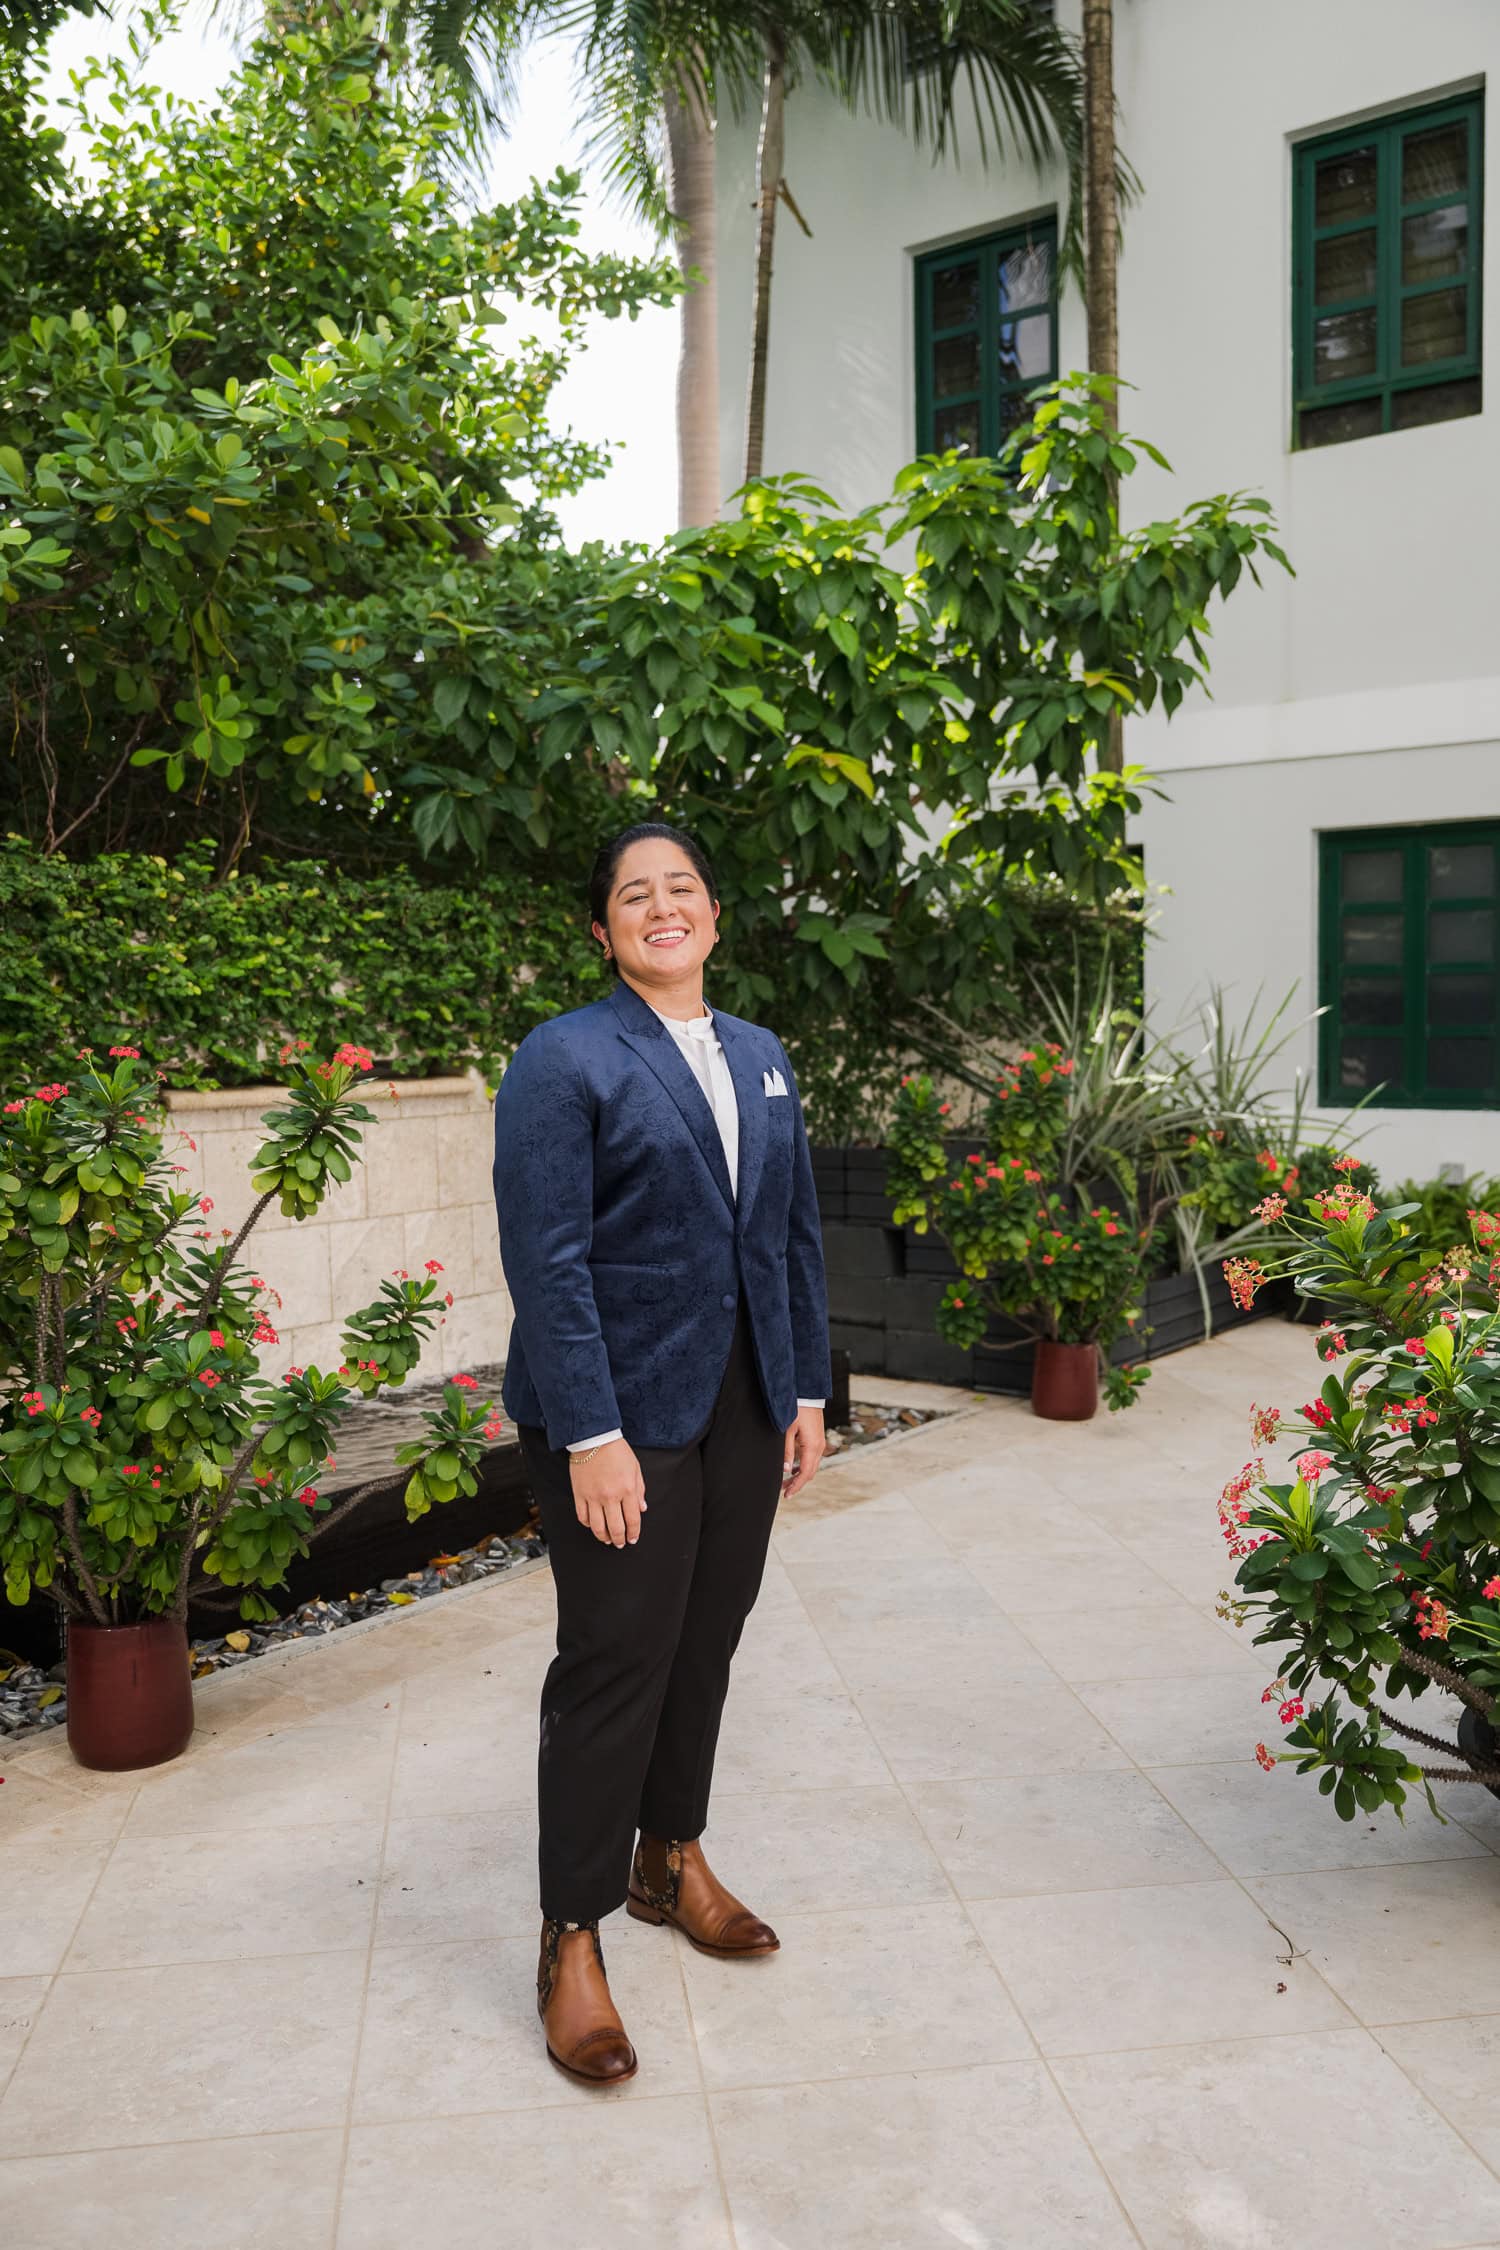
top-left (888, 1051), bottom-right (1155, 1409)
top-left (0, 1044), bottom-right (501, 1627)
top-left (1219, 1176), bottom-right (1500, 1816)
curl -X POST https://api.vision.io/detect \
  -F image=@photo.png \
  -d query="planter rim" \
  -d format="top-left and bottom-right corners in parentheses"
top-left (165, 1072), bottom-right (486, 1112)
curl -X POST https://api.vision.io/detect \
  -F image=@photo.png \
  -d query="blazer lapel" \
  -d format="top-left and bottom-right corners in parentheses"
top-left (715, 1013), bottom-right (767, 1231)
top-left (608, 981), bottom-right (736, 1218)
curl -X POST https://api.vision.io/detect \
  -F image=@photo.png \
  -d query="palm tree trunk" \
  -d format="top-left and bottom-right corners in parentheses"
top-left (662, 67), bottom-right (721, 529)
top-left (1082, 0), bottom-right (1122, 774)
top-left (1082, 0), bottom-right (1119, 420)
top-left (743, 25), bottom-right (787, 485)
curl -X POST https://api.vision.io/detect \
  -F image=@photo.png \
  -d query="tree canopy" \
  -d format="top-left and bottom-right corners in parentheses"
top-left (2, 6), bottom-right (1287, 1056)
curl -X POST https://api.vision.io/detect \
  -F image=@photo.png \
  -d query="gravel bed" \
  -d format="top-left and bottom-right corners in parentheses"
top-left (0, 1395), bottom-right (951, 1744)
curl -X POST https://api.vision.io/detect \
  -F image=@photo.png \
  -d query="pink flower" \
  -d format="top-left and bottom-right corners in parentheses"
top-left (331, 1043), bottom-right (373, 1071)
top-left (199, 1196), bottom-right (214, 1214)
top-left (108, 1044), bottom-right (141, 1058)
top-left (1250, 1404), bottom-right (1282, 1445)
top-left (1404, 1337), bottom-right (1427, 1357)
top-left (2, 1099), bottom-right (23, 1113)
top-left (482, 1418), bottom-right (503, 1439)
top-left (1298, 1450), bottom-right (1332, 1483)
top-left (1253, 1194), bottom-right (1287, 1223)
top-left (1223, 1257), bottom-right (1266, 1312)
top-left (424, 1259), bottom-right (444, 1274)
top-left (34, 1082), bottom-right (68, 1103)
top-left (451, 1373), bottom-right (479, 1389)
top-left (198, 1370), bottom-right (220, 1388)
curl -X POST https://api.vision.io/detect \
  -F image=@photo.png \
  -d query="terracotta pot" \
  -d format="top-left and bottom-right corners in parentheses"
top-left (1031, 1339), bottom-right (1100, 1422)
top-left (66, 1616), bottom-right (194, 1772)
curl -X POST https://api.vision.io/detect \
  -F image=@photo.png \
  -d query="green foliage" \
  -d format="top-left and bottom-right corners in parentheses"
top-left (887, 1051), bottom-right (1155, 1403)
top-left (1391, 1170), bottom-right (1500, 1249)
top-left (1219, 1185), bottom-right (1500, 1816)
top-left (0, 1046), bottom-right (503, 1624)
top-left (1, 9), bottom-right (679, 864)
top-left (0, 836), bottom-right (607, 1090)
top-left (4, 11), bottom-right (1287, 1063)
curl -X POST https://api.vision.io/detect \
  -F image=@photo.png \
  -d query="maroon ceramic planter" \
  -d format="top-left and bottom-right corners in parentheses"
top-left (66, 1617), bottom-right (194, 1772)
top-left (1031, 1339), bottom-right (1100, 1422)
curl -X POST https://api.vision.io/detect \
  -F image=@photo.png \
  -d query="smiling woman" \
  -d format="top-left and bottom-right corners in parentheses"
top-left (491, 818), bottom-right (831, 2087)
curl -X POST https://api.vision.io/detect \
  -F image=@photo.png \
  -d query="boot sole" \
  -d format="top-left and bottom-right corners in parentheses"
top-left (626, 1890), bottom-right (780, 1959)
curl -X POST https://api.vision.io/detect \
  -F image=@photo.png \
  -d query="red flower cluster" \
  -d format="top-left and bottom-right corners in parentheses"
top-left (1411, 1590), bottom-right (1450, 1642)
top-left (451, 1372), bottom-right (479, 1390)
top-left (34, 1083), bottom-right (69, 1104)
top-left (1316, 1324), bottom-right (1348, 1360)
top-left (1255, 1743), bottom-right (1277, 1772)
top-left (1277, 1697), bottom-right (1305, 1726)
top-left (1297, 1450), bottom-right (1332, 1483)
top-left (108, 1044), bottom-right (141, 1058)
top-left (79, 1405), bottom-right (102, 1429)
top-left (1249, 1403), bottom-right (1282, 1446)
top-left (1253, 1193), bottom-right (1287, 1223)
top-left (1223, 1257), bottom-right (1266, 1312)
top-left (20, 1390), bottom-right (45, 1418)
top-left (1301, 1398), bottom-right (1333, 1429)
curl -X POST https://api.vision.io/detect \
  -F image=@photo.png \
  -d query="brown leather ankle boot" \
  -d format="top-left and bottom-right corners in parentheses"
top-left (627, 1835), bottom-right (779, 1958)
top-left (536, 1919), bottom-right (638, 2084)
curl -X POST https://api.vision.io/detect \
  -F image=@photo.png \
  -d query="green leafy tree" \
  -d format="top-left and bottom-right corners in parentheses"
top-left (0, 8), bottom-right (680, 864)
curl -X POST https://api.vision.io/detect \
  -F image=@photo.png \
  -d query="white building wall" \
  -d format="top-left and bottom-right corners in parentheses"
top-left (716, 0), bottom-right (1500, 1177)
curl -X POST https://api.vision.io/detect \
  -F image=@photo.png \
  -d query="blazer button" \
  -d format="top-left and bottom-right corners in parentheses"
top-left (721, 1293), bottom-right (736, 1310)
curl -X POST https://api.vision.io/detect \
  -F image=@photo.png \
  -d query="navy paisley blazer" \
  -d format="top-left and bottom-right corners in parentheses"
top-left (491, 976), bottom-right (832, 1451)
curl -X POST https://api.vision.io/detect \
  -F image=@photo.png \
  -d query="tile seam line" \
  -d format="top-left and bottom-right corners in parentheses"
top-left (2, 1774), bottom-right (141, 2101)
top-left (329, 1672), bottom-right (405, 2250)
top-left (0, 2087), bottom-right (710, 2165)
top-left (784, 1566), bottom-right (1150, 2250)
top-left (668, 1920), bottom-right (744, 2248)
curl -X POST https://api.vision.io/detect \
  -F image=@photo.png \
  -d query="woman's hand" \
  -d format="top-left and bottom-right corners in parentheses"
top-left (569, 1438), bottom-right (648, 1548)
top-left (782, 1405), bottom-right (825, 1499)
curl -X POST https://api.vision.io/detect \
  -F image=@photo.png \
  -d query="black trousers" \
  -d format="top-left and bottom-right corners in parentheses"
top-left (517, 1299), bottom-right (786, 1924)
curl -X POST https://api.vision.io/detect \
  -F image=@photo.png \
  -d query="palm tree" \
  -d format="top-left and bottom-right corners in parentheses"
top-left (1081, 0), bottom-right (1121, 771)
top-left (215, 2), bottom-right (1120, 523)
top-left (387, 1), bottom-right (1109, 511)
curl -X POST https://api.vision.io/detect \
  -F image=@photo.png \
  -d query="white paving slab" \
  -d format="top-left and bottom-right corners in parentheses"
top-left (3, 1318), bottom-right (1498, 2248)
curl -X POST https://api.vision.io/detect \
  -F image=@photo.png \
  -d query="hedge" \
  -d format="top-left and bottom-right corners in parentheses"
top-left (1, 838), bottom-right (605, 1091)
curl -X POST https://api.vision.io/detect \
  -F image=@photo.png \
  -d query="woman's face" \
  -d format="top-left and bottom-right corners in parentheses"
top-left (597, 837), bottom-right (719, 992)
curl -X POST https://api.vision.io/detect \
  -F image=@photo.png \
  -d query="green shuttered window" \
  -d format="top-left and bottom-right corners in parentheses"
top-left (1293, 93), bottom-right (1483, 449)
top-left (915, 217), bottom-right (1058, 460)
top-left (1319, 824), bottom-right (1500, 1107)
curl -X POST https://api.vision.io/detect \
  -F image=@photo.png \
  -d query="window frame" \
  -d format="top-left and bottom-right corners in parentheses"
top-left (914, 215), bottom-right (1059, 462)
top-left (1292, 91), bottom-right (1484, 448)
top-left (1318, 820), bottom-right (1500, 1110)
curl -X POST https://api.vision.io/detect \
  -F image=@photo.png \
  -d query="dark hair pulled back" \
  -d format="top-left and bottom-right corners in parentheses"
top-left (587, 823), bottom-right (718, 977)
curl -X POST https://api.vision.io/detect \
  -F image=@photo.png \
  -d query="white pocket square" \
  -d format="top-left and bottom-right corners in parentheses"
top-left (763, 1067), bottom-right (788, 1097)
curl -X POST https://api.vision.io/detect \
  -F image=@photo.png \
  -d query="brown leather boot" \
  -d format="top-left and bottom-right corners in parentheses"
top-left (627, 1835), bottom-right (779, 1958)
top-left (536, 1919), bottom-right (638, 2085)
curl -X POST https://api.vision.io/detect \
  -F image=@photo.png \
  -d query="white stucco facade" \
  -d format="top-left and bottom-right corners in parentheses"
top-left (715, 0), bottom-right (1500, 1179)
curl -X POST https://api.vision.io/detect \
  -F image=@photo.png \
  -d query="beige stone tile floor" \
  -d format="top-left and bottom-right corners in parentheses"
top-left (5, 1323), bottom-right (1500, 2247)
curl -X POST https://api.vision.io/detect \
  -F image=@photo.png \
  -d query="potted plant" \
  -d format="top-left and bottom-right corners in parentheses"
top-left (0, 1043), bottom-right (500, 1770)
top-left (888, 1054), bottom-right (1155, 1417)
top-left (1218, 1171), bottom-right (1500, 1816)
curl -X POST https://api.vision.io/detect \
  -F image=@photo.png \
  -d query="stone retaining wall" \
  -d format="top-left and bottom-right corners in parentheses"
top-left (165, 1075), bottom-right (511, 1382)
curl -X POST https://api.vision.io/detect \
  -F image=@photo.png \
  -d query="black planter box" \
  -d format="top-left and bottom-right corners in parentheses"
top-left (811, 1143), bottom-right (1280, 1396)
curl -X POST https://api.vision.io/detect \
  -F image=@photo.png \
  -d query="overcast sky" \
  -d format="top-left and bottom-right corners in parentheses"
top-left (38, 4), bottom-right (680, 549)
